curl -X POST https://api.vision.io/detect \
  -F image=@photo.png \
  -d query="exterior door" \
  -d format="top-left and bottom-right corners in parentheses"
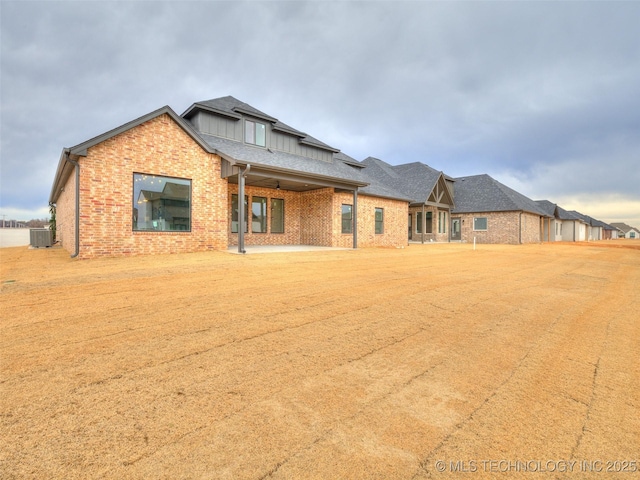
top-left (408, 213), bottom-right (412, 240)
top-left (451, 217), bottom-right (461, 241)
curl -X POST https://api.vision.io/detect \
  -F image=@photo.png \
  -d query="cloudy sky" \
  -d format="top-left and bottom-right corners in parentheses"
top-left (2, 1), bottom-right (639, 227)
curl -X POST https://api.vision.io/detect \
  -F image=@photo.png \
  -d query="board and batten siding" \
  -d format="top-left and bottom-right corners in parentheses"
top-left (189, 111), bottom-right (333, 162)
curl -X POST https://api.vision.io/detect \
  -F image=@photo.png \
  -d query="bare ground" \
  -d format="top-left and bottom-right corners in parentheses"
top-left (1, 241), bottom-right (639, 479)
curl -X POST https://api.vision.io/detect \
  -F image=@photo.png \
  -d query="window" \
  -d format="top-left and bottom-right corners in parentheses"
top-left (231, 194), bottom-right (248, 233)
top-left (245, 119), bottom-right (266, 147)
top-left (271, 198), bottom-right (284, 233)
top-left (438, 211), bottom-right (447, 233)
top-left (416, 212), bottom-right (422, 233)
top-left (425, 211), bottom-right (433, 233)
top-left (341, 204), bottom-right (353, 234)
top-left (375, 208), bottom-right (384, 234)
top-left (252, 196), bottom-right (267, 233)
top-left (133, 173), bottom-right (190, 231)
top-left (473, 217), bottom-right (488, 231)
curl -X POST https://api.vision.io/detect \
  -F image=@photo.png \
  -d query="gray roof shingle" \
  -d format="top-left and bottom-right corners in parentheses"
top-left (360, 157), bottom-right (444, 204)
top-left (452, 174), bottom-right (549, 216)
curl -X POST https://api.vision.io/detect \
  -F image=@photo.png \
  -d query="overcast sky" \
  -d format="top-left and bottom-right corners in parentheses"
top-left (2, 1), bottom-right (639, 227)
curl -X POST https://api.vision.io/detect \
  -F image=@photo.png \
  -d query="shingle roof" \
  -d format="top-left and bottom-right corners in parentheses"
top-left (360, 157), bottom-right (444, 204)
top-left (610, 222), bottom-right (639, 234)
top-left (199, 133), bottom-right (370, 187)
top-left (452, 174), bottom-right (549, 216)
top-left (535, 200), bottom-right (586, 221)
top-left (185, 96), bottom-right (339, 152)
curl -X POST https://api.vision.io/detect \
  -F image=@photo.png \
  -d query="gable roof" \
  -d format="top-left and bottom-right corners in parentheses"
top-left (610, 222), bottom-right (640, 234)
top-left (360, 157), bottom-right (450, 205)
top-left (50, 106), bottom-right (214, 204)
top-left (535, 200), bottom-right (587, 221)
top-left (452, 174), bottom-right (549, 216)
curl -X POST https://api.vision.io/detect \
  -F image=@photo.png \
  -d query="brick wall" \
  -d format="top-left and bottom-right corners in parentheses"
top-left (227, 184), bottom-right (304, 246)
top-left (69, 114), bottom-right (228, 259)
top-left (409, 206), bottom-right (450, 242)
top-left (333, 192), bottom-right (408, 248)
top-left (56, 169), bottom-right (77, 255)
top-left (457, 211), bottom-right (542, 244)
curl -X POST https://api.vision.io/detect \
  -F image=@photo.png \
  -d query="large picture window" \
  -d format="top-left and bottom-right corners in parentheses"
top-left (245, 119), bottom-right (266, 147)
top-left (133, 173), bottom-right (191, 231)
top-left (342, 204), bottom-right (353, 234)
top-left (231, 194), bottom-right (248, 233)
top-left (375, 208), bottom-right (384, 234)
top-left (271, 198), bottom-right (284, 233)
top-left (252, 196), bottom-right (267, 233)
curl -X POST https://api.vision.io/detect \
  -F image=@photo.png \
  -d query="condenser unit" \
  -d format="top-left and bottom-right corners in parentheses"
top-left (30, 229), bottom-right (53, 248)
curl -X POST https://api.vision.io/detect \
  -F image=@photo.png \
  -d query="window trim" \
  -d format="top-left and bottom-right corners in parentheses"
top-left (473, 217), bottom-right (488, 231)
top-left (270, 198), bottom-right (285, 234)
top-left (244, 119), bottom-right (266, 147)
top-left (341, 204), bottom-right (353, 234)
top-left (375, 207), bottom-right (384, 234)
top-left (251, 196), bottom-right (268, 233)
top-left (231, 194), bottom-right (248, 233)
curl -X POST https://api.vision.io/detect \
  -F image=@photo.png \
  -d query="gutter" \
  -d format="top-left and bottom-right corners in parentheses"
top-left (67, 154), bottom-right (80, 258)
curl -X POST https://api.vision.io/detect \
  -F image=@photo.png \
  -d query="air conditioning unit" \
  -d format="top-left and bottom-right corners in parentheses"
top-left (30, 229), bottom-right (53, 248)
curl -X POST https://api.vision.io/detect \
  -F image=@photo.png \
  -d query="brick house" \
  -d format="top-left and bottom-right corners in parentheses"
top-left (49, 96), bottom-right (410, 259)
top-left (359, 157), bottom-right (455, 243)
top-left (450, 174), bottom-right (551, 244)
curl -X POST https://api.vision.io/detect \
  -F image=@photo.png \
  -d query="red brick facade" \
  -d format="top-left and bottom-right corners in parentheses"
top-left (55, 113), bottom-right (409, 258)
top-left (227, 186), bottom-right (408, 249)
top-left (56, 114), bottom-right (228, 259)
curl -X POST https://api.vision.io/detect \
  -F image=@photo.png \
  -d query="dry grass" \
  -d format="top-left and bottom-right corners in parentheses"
top-left (1, 241), bottom-right (639, 479)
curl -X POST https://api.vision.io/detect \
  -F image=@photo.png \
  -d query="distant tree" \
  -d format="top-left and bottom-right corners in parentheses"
top-left (26, 219), bottom-right (48, 228)
top-left (49, 203), bottom-right (56, 242)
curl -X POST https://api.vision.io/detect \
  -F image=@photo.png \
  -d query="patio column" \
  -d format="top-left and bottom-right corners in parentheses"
top-left (238, 165), bottom-right (250, 254)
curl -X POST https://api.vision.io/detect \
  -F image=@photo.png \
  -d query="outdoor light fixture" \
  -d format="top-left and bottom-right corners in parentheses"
top-left (276, 181), bottom-right (280, 190)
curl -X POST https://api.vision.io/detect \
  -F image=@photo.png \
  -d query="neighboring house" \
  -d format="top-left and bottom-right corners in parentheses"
top-left (50, 96), bottom-right (410, 259)
top-left (600, 221), bottom-right (619, 240)
top-left (535, 200), bottom-right (594, 242)
top-left (450, 175), bottom-right (551, 244)
top-left (359, 158), bottom-right (455, 243)
top-left (569, 211), bottom-right (607, 241)
top-left (611, 223), bottom-right (640, 239)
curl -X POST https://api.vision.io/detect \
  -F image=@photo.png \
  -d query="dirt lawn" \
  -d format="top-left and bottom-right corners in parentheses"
top-left (1, 241), bottom-right (639, 479)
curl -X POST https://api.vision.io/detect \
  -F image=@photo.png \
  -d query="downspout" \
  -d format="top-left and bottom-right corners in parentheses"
top-left (421, 204), bottom-right (425, 244)
top-left (68, 156), bottom-right (80, 258)
top-left (519, 212), bottom-right (522, 244)
top-left (352, 189), bottom-right (358, 249)
top-left (238, 164), bottom-right (250, 254)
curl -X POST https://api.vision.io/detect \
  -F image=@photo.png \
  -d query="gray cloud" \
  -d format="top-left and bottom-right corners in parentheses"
top-left (2, 1), bottom-right (639, 225)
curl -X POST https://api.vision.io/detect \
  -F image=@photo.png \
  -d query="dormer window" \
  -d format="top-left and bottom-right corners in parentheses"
top-left (245, 119), bottom-right (266, 147)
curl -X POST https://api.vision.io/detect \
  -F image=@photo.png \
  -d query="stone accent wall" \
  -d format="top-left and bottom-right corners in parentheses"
top-left (457, 211), bottom-right (542, 244)
top-left (70, 114), bottom-right (228, 259)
